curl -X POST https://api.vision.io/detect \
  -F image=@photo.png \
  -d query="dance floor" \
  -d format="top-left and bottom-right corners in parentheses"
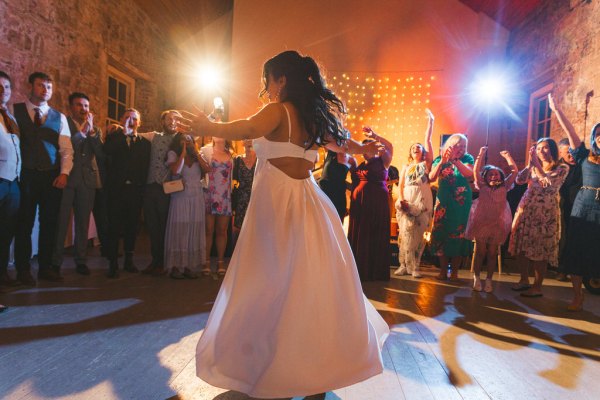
top-left (1, 244), bottom-right (599, 400)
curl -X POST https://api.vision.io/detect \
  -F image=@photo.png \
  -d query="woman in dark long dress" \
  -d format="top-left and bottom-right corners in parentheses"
top-left (232, 139), bottom-right (256, 231)
top-left (348, 128), bottom-right (394, 281)
top-left (549, 94), bottom-right (600, 311)
top-left (319, 150), bottom-right (356, 220)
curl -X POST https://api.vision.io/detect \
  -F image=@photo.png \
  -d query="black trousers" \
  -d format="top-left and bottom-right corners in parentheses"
top-left (0, 178), bottom-right (20, 274)
top-left (143, 183), bottom-right (170, 268)
top-left (106, 184), bottom-right (144, 263)
top-left (15, 168), bottom-right (62, 272)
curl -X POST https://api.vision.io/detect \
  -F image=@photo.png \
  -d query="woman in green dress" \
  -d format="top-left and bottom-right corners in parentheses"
top-left (429, 134), bottom-right (474, 280)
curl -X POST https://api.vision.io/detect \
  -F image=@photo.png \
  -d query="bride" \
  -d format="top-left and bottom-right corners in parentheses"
top-left (183, 50), bottom-right (389, 399)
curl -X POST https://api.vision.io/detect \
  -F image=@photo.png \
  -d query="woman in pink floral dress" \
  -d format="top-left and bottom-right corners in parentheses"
top-left (509, 138), bottom-right (569, 297)
top-left (200, 137), bottom-right (234, 275)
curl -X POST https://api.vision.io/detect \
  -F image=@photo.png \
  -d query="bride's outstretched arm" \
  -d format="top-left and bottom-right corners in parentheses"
top-left (179, 103), bottom-right (283, 141)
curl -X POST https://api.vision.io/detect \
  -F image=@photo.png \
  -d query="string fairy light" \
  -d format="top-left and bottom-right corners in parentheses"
top-left (327, 71), bottom-right (437, 165)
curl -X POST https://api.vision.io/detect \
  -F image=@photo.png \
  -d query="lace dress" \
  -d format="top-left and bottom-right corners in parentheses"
top-left (164, 151), bottom-right (206, 272)
top-left (395, 161), bottom-right (433, 274)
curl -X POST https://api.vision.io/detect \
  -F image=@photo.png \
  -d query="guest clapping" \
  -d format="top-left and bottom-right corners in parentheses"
top-left (429, 133), bottom-right (474, 281)
top-left (509, 136), bottom-right (568, 297)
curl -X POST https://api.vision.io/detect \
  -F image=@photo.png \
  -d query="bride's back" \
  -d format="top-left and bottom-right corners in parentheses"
top-left (263, 103), bottom-right (318, 180)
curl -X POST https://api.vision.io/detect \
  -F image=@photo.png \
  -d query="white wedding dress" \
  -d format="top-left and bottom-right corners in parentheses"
top-left (196, 104), bottom-right (389, 399)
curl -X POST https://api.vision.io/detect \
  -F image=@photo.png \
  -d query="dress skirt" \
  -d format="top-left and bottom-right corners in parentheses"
top-left (196, 161), bottom-right (389, 399)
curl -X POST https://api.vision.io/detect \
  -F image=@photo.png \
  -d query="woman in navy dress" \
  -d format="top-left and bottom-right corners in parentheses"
top-left (549, 94), bottom-right (600, 311)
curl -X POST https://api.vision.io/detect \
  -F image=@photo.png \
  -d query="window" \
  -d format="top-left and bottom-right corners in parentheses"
top-left (107, 66), bottom-right (135, 125)
top-left (526, 83), bottom-right (553, 158)
top-left (533, 93), bottom-right (552, 140)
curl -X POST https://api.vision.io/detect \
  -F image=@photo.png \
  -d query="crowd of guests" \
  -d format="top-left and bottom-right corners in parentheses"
top-left (0, 70), bottom-right (257, 298)
top-left (1, 69), bottom-right (599, 314)
top-left (317, 102), bottom-right (599, 312)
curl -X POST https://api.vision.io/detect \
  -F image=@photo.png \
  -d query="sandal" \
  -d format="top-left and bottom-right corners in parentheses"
top-left (201, 261), bottom-right (211, 276)
top-left (217, 261), bottom-right (227, 276)
top-left (511, 282), bottom-right (531, 291)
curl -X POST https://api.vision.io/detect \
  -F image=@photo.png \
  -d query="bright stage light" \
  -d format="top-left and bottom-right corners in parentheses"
top-left (472, 74), bottom-right (508, 105)
top-left (197, 64), bottom-right (222, 90)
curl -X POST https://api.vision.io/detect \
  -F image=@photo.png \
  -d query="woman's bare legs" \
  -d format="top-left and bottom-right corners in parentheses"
top-left (215, 215), bottom-right (230, 274)
top-left (568, 274), bottom-right (584, 311)
top-left (204, 213), bottom-right (216, 274)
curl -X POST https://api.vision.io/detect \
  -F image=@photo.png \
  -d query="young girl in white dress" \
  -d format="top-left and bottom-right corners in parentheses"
top-left (394, 109), bottom-right (434, 278)
top-left (182, 50), bottom-right (389, 399)
top-left (465, 147), bottom-right (517, 292)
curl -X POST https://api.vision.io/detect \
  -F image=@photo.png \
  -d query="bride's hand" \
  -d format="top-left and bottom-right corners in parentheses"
top-left (177, 107), bottom-right (210, 135)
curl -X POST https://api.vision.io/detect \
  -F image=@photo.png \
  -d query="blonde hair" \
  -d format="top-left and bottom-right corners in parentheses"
top-left (442, 133), bottom-right (468, 153)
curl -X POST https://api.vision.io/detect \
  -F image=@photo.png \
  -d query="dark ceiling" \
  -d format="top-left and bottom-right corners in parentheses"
top-left (459, 0), bottom-right (543, 29)
top-left (136, 1), bottom-right (542, 39)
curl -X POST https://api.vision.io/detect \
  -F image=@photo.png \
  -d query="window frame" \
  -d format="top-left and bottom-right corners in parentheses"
top-left (526, 83), bottom-right (554, 160)
top-left (106, 65), bottom-right (136, 126)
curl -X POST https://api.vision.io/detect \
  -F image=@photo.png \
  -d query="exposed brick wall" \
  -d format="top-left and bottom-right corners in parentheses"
top-left (0, 0), bottom-right (176, 132)
top-left (507, 0), bottom-right (600, 157)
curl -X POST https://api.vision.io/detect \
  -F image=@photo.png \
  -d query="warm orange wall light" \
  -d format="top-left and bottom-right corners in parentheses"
top-left (328, 72), bottom-right (437, 167)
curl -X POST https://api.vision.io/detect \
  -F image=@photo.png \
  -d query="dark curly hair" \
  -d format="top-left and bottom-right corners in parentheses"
top-left (259, 50), bottom-right (348, 149)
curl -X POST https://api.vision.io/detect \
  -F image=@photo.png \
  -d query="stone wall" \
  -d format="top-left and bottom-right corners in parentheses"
top-left (506, 0), bottom-right (600, 158)
top-left (0, 0), bottom-right (177, 132)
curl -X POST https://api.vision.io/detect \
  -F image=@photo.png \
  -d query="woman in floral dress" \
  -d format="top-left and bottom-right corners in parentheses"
top-left (429, 133), bottom-right (474, 280)
top-left (200, 137), bottom-right (234, 275)
top-left (508, 137), bottom-right (568, 297)
top-left (394, 109), bottom-right (434, 278)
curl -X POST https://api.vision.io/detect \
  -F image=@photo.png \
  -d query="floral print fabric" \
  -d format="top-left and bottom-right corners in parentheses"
top-left (508, 163), bottom-right (569, 266)
top-left (204, 159), bottom-right (233, 216)
top-left (430, 153), bottom-right (474, 257)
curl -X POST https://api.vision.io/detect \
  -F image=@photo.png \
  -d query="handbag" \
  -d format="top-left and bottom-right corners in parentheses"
top-left (163, 178), bottom-right (184, 194)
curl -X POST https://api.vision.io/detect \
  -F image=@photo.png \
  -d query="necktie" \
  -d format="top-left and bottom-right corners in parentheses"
top-left (0, 108), bottom-right (18, 133)
top-left (34, 107), bottom-right (43, 127)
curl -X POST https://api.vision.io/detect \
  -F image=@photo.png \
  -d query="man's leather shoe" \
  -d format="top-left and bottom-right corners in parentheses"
top-left (76, 264), bottom-right (91, 275)
top-left (107, 261), bottom-right (119, 279)
top-left (124, 264), bottom-right (139, 273)
top-left (16, 271), bottom-right (36, 286)
top-left (123, 254), bottom-right (138, 273)
top-left (38, 269), bottom-right (64, 282)
top-left (141, 263), bottom-right (155, 274)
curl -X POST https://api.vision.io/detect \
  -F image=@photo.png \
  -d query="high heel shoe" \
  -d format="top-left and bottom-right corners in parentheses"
top-left (216, 261), bottom-right (227, 276)
top-left (201, 261), bottom-right (211, 276)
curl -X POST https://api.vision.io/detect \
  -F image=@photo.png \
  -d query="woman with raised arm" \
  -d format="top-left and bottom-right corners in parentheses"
top-left (183, 50), bottom-right (389, 399)
top-left (508, 134), bottom-right (568, 298)
top-left (428, 133), bottom-right (474, 280)
top-left (348, 126), bottom-right (394, 281)
top-left (394, 109), bottom-right (434, 278)
top-left (549, 93), bottom-right (600, 311)
top-left (465, 147), bottom-right (517, 292)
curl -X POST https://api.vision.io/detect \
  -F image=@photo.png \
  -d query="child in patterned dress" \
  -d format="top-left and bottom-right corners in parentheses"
top-left (465, 147), bottom-right (517, 292)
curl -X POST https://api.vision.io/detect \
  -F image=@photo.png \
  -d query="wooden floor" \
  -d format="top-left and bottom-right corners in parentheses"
top-left (1, 242), bottom-right (599, 400)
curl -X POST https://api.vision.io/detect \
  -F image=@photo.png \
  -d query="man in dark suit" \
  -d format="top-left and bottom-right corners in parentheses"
top-left (13, 72), bottom-right (74, 284)
top-left (51, 93), bottom-right (104, 276)
top-left (104, 109), bottom-right (151, 278)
